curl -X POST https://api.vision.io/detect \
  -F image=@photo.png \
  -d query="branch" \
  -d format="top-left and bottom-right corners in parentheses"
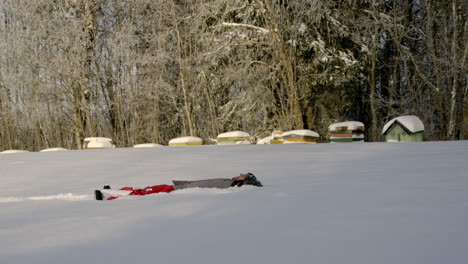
top-left (221, 22), bottom-right (270, 34)
top-left (400, 45), bottom-right (439, 92)
top-left (461, 20), bottom-right (468, 72)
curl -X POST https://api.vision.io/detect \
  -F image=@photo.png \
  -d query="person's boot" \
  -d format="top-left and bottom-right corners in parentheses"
top-left (95, 190), bottom-right (104, 200)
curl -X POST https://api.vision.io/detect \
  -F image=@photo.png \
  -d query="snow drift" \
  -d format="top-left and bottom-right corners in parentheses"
top-left (0, 141), bottom-right (467, 264)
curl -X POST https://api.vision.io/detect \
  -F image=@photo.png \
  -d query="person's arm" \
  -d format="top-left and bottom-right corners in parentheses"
top-left (230, 173), bottom-right (247, 187)
top-left (232, 173), bottom-right (247, 181)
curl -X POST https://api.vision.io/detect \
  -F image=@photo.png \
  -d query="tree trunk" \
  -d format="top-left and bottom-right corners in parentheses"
top-left (255, 0), bottom-right (303, 129)
top-left (369, 10), bottom-right (379, 142)
top-left (426, 1), bottom-right (448, 139)
top-left (448, 0), bottom-right (467, 139)
top-left (81, 0), bottom-right (96, 140)
top-left (72, 89), bottom-right (85, 149)
top-left (201, 72), bottom-right (219, 137)
top-left (153, 87), bottom-right (162, 144)
top-left (175, 28), bottom-right (195, 136)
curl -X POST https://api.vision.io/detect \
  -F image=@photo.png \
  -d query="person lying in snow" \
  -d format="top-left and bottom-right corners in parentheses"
top-left (95, 172), bottom-right (262, 200)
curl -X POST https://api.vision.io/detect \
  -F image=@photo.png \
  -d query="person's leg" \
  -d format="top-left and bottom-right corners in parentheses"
top-left (98, 189), bottom-right (134, 200)
top-left (98, 185), bottom-right (175, 200)
top-left (129, 184), bottom-right (175, 196)
top-left (106, 187), bottom-right (135, 200)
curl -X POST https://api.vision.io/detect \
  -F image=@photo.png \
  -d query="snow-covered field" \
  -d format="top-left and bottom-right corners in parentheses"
top-left (1, 141), bottom-right (467, 264)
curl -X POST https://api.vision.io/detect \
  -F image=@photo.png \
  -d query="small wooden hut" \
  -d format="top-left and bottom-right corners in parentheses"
top-left (328, 121), bottom-right (365, 143)
top-left (382, 115), bottom-right (424, 142)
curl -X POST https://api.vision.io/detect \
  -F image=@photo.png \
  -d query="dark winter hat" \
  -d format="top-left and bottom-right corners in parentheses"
top-left (244, 172), bottom-right (262, 187)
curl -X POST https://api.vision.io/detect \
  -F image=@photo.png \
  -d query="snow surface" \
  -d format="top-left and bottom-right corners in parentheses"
top-left (329, 121), bottom-right (365, 131)
top-left (1, 141), bottom-right (468, 264)
top-left (382, 115), bottom-right (424, 134)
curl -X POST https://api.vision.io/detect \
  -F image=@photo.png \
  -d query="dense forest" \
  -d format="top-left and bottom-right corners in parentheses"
top-left (0, 0), bottom-right (467, 150)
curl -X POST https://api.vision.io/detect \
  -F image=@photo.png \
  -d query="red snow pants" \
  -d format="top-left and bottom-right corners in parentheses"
top-left (128, 184), bottom-right (175, 196)
top-left (107, 184), bottom-right (175, 200)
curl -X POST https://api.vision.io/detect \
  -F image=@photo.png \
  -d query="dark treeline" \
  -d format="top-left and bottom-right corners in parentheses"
top-left (0, 0), bottom-right (467, 150)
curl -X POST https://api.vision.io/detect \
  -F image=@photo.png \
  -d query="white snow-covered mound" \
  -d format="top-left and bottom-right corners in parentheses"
top-left (40, 147), bottom-right (69, 152)
top-left (168, 136), bottom-right (202, 146)
top-left (0, 149), bottom-right (29, 154)
top-left (133, 143), bottom-right (164, 148)
top-left (83, 137), bottom-right (115, 149)
top-left (87, 141), bottom-right (114, 149)
top-left (217, 131), bottom-right (250, 139)
top-left (382, 115), bottom-right (424, 134)
top-left (282, 129), bottom-right (319, 138)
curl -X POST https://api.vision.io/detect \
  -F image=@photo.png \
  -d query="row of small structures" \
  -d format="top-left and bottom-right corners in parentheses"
top-left (1, 115), bottom-right (425, 153)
